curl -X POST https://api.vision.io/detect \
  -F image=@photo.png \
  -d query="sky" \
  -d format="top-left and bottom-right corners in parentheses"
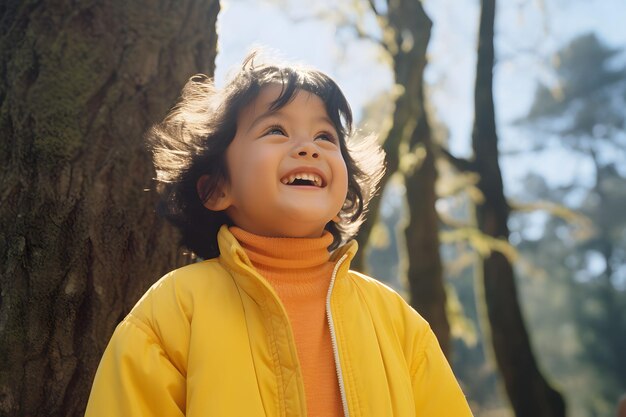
top-left (214, 0), bottom-right (626, 197)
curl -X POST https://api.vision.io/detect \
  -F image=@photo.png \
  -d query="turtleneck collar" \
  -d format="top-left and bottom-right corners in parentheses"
top-left (229, 227), bottom-right (333, 270)
top-left (228, 226), bottom-right (336, 298)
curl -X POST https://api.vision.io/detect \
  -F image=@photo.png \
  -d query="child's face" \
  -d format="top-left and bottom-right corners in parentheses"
top-left (210, 85), bottom-right (349, 239)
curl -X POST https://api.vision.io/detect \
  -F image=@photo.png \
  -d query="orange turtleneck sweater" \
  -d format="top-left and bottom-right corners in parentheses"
top-left (230, 227), bottom-right (343, 417)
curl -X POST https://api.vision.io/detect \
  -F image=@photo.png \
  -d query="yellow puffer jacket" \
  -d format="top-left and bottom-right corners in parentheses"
top-left (85, 227), bottom-right (473, 416)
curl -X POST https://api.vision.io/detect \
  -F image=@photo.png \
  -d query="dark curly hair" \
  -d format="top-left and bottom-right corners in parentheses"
top-left (147, 51), bottom-right (385, 259)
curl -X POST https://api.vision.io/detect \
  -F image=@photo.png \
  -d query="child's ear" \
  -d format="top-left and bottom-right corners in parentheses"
top-left (197, 175), bottom-right (232, 211)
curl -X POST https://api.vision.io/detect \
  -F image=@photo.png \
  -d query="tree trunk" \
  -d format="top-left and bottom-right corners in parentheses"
top-left (355, 0), bottom-right (449, 354)
top-left (404, 108), bottom-right (450, 354)
top-left (357, 0), bottom-right (450, 355)
top-left (354, 0), bottom-right (430, 270)
top-left (0, 1), bottom-right (219, 416)
top-left (472, 0), bottom-right (566, 415)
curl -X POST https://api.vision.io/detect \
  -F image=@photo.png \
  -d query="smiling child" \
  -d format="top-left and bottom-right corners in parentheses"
top-left (85, 51), bottom-right (473, 417)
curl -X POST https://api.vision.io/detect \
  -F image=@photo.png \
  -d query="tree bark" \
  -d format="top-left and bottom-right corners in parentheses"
top-left (472, 0), bottom-right (566, 415)
top-left (404, 107), bottom-right (450, 354)
top-left (0, 1), bottom-right (219, 416)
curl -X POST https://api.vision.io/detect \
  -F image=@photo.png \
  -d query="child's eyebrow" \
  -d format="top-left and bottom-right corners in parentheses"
top-left (246, 110), bottom-right (276, 134)
top-left (246, 111), bottom-right (336, 134)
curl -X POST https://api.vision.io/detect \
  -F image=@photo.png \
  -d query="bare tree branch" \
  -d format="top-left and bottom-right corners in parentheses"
top-left (435, 144), bottom-right (477, 172)
top-left (286, 5), bottom-right (390, 52)
top-left (367, 0), bottom-right (382, 16)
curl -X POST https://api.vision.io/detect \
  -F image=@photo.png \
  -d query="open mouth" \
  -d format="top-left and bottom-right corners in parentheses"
top-left (280, 172), bottom-right (324, 187)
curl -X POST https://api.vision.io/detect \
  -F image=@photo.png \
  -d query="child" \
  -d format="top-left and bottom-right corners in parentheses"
top-left (85, 51), bottom-right (473, 417)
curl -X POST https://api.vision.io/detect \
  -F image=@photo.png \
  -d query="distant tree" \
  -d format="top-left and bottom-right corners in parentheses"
top-left (517, 32), bottom-right (626, 416)
top-left (357, 0), bottom-right (451, 355)
top-left (472, 1), bottom-right (565, 415)
top-left (0, 2), bottom-right (219, 416)
top-left (441, 0), bottom-right (567, 415)
top-left (515, 170), bottom-right (626, 417)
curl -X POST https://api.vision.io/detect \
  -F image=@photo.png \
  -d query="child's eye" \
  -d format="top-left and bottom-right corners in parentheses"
top-left (264, 125), bottom-right (287, 136)
top-left (315, 131), bottom-right (338, 143)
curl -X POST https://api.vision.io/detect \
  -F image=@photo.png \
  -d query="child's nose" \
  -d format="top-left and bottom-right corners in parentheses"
top-left (293, 142), bottom-right (319, 159)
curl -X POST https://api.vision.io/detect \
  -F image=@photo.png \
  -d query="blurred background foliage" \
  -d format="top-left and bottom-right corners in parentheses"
top-left (377, 31), bottom-right (625, 417)
top-left (382, 14), bottom-right (625, 417)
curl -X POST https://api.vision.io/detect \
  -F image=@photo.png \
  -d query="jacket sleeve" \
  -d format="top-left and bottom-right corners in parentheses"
top-left (84, 314), bottom-right (186, 417)
top-left (410, 328), bottom-right (474, 416)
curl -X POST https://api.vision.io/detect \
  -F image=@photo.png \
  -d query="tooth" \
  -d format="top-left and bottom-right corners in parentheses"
top-left (281, 172), bottom-right (324, 185)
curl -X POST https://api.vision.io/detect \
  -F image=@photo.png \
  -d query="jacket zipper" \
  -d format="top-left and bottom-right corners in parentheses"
top-left (326, 253), bottom-right (350, 417)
